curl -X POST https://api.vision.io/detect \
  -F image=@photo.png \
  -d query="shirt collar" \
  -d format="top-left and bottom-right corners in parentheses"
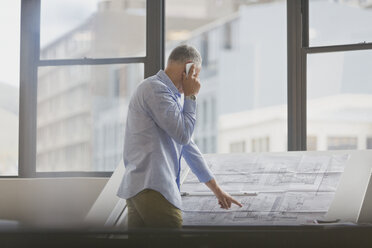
top-left (156, 70), bottom-right (181, 98)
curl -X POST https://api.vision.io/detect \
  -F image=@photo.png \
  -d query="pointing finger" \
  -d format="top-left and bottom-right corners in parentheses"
top-left (231, 197), bottom-right (243, 208)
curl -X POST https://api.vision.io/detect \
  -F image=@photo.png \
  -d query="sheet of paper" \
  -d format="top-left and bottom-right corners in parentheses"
top-left (181, 153), bottom-right (350, 226)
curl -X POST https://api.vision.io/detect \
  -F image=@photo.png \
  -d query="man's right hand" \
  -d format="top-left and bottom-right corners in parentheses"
top-left (182, 64), bottom-right (201, 97)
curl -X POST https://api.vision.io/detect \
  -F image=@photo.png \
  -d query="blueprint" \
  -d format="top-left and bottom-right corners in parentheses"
top-left (180, 153), bottom-right (350, 225)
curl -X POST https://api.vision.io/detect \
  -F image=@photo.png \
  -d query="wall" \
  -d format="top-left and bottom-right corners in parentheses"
top-left (0, 177), bottom-right (108, 227)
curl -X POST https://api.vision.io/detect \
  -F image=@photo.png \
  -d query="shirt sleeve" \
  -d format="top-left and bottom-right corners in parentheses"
top-left (182, 139), bottom-right (214, 183)
top-left (144, 81), bottom-right (196, 145)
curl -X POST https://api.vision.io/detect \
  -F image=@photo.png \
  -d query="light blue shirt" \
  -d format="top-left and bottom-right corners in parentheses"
top-left (117, 70), bottom-right (214, 209)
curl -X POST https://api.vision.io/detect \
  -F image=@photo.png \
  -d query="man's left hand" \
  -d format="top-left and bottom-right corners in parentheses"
top-left (205, 178), bottom-right (243, 209)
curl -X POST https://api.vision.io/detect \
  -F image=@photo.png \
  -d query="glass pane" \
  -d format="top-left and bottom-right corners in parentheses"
top-left (307, 50), bottom-right (372, 151)
top-left (0, 0), bottom-right (20, 176)
top-left (37, 64), bottom-right (144, 172)
top-left (309, 0), bottom-right (372, 46)
top-left (40, 0), bottom-right (146, 59)
top-left (166, 0), bottom-right (287, 154)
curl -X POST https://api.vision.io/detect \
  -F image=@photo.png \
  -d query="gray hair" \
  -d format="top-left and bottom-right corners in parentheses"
top-left (167, 44), bottom-right (202, 66)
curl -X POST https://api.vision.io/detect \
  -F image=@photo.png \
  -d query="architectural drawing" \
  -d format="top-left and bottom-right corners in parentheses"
top-left (180, 153), bottom-right (349, 225)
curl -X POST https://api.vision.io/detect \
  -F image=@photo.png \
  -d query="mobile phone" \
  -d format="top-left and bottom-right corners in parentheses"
top-left (186, 63), bottom-right (194, 77)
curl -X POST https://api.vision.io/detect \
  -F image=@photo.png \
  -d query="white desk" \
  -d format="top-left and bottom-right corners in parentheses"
top-left (85, 150), bottom-right (372, 227)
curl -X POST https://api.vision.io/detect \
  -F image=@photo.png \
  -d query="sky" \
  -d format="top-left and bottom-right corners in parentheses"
top-left (0, 0), bottom-right (21, 88)
top-left (40, 0), bottom-right (100, 47)
top-left (0, 0), bottom-right (100, 88)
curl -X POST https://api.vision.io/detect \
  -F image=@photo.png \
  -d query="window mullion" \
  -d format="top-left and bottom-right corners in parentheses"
top-left (145, 0), bottom-right (165, 78)
top-left (287, 0), bottom-right (307, 151)
top-left (19, 0), bottom-right (40, 178)
top-left (38, 57), bottom-right (146, 67)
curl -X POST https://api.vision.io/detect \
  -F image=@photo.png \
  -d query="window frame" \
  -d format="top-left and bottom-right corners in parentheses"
top-left (5, 0), bottom-right (372, 178)
top-left (287, 0), bottom-right (372, 151)
top-left (15, 0), bottom-right (164, 178)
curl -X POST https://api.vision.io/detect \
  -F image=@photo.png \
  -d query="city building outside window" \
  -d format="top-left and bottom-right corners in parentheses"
top-left (166, 0), bottom-right (287, 155)
top-left (201, 33), bottom-right (209, 67)
top-left (223, 22), bottom-right (233, 50)
top-left (307, 1), bottom-right (372, 151)
top-left (367, 137), bottom-right (372, 149)
top-left (306, 136), bottom-right (317, 151)
top-left (230, 141), bottom-right (246, 153)
top-left (202, 100), bottom-right (208, 128)
top-left (251, 137), bottom-right (270, 153)
top-left (327, 137), bottom-right (358, 150)
top-left (0, 0), bottom-right (20, 176)
top-left (36, 0), bottom-right (146, 172)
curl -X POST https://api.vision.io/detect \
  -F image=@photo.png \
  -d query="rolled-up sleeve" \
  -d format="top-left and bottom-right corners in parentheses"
top-left (182, 139), bottom-right (214, 183)
top-left (144, 82), bottom-right (196, 145)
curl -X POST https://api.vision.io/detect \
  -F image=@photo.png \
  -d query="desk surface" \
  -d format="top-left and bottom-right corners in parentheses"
top-left (1, 225), bottom-right (372, 248)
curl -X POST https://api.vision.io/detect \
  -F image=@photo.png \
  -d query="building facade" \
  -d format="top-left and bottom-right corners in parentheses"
top-left (219, 94), bottom-right (372, 153)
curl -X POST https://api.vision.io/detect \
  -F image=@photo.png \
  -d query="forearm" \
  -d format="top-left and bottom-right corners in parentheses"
top-left (205, 178), bottom-right (222, 195)
top-left (182, 140), bottom-right (214, 183)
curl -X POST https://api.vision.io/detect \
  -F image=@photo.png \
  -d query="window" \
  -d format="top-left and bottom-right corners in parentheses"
top-left (309, 0), bottom-right (372, 46)
top-left (307, 50), bottom-right (372, 151)
top-left (230, 141), bottom-right (246, 153)
top-left (12, 1), bottom-right (372, 178)
top-left (165, 0), bottom-right (287, 154)
top-left (40, 0), bottom-right (146, 59)
top-left (251, 137), bottom-right (270, 153)
top-left (327, 137), bottom-right (358, 150)
top-left (11, 0), bottom-right (164, 177)
top-left (37, 64), bottom-right (144, 172)
top-left (303, 1), bottom-right (372, 151)
top-left (0, 0), bottom-right (20, 176)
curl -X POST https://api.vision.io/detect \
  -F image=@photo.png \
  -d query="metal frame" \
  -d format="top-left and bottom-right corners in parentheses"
top-left (145, 0), bottom-right (165, 76)
top-left (287, 0), bottom-right (307, 151)
top-left (36, 171), bottom-right (113, 178)
top-left (38, 57), bottom-right (146, 67)
top-left (9, 0), bottom-right (164, 178)
top-left (305, 43), bottom-right (372, 54)
top-left (18, 0), bottom-right (40, 177)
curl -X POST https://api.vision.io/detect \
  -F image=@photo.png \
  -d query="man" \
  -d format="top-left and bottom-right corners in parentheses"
top-left (117, 44), bottom-right (242, 229)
